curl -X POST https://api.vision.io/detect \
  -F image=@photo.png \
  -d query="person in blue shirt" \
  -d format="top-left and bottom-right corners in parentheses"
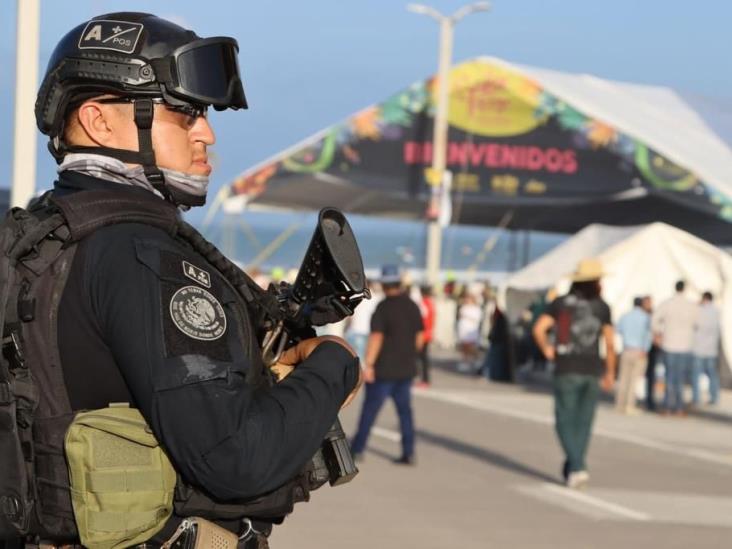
top-left (615, 297), bottom-right (652, 414)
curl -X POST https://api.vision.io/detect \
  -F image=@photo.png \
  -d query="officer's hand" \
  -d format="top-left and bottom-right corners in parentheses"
top-left (275, 335), bottom-right (355, 366)
top-left (271, 336), bottom-right (363, 408)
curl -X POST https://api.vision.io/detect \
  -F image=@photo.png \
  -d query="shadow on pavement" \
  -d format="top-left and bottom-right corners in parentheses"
top-left (365, 446), bottom-right (402, 462)
top-left (364, 428), bottom-right (558, 484)
top-left (415, 428), bottom-right (558, 484)
top-left (685, 407), bottom-right (732, 425)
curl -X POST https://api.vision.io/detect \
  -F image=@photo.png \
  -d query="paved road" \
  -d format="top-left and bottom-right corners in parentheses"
top-left (272, 358), bottom-right (732, 548)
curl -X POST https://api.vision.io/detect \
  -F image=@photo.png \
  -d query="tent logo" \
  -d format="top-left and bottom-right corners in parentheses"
top-left (442, 61), bottom-right (547, 138)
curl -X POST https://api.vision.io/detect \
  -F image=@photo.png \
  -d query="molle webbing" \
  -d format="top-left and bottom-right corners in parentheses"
top-left (49, 190), bottom-right (278, 322)
top-left (174, 221), bottom-right (282, 324)
top-left (50, 190), bottom-right (179, 242)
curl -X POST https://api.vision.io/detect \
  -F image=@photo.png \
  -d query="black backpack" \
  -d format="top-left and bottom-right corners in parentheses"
top-left (0, 202), bottom-right (56, 537)
top-left (0, 189), bottom-right (306, 542)
top-left (0, 190), bottom-right (186, 539)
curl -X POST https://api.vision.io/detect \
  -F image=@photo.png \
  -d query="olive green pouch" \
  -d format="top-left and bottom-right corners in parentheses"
top-left (64, 404), bottom-right (176, 549)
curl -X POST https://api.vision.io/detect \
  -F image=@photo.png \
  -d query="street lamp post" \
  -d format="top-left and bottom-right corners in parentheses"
top-left (407, 2), bottom-right (490, 289)
top-left (12, 0), bottom-right (41, 208)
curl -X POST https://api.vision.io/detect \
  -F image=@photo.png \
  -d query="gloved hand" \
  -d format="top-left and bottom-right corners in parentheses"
top-left (270, 336), bottom-right (363, 408)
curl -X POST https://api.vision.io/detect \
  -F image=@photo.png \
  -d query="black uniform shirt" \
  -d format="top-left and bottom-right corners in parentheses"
top-left (55, 171), bottom-right (359, 500)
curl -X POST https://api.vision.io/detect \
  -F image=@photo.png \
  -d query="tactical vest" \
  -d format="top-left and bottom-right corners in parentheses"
top-left (0, 188), bottom-right (310, 543)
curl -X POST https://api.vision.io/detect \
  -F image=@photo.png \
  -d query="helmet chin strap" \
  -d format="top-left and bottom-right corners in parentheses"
top-left (53, 98), bottom-right (206, 208)
top-left (131, 98), bottom-right (171, 201)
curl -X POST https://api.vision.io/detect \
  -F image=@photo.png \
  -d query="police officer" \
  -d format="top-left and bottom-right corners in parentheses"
top-left (27, 11), bottom-right (361, 547)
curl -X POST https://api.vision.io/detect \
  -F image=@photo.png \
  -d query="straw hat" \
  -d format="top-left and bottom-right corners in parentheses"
top-left (570, 258), bottom-right (605, 282)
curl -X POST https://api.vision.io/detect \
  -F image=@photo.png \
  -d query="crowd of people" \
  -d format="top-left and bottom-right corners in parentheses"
top-left (621, 281), bottom-right (722, 415)
top-left (311, 257), bottom-right (725, 491)
top-left (519, 277), bottom-right (723, 417)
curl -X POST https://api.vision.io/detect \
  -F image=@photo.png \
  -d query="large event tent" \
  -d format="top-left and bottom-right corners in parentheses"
top-left (500, 222), bottom-right (732, 372)
top-left (217, 57), bottom-right (732, 244)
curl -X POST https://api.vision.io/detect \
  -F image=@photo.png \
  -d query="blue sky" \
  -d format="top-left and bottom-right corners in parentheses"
top-left (1, 0), bottom-right (731, 224)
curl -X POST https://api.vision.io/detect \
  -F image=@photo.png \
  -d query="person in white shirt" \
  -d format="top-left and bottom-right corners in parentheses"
top-left (345, 281), bottom-right (380, 361)
top-left (457, 294), bottom-right (482, 371)
top-left (652, 280), bottom-right (699, 415)
top-left (691, 292), bottom-right (721, 405)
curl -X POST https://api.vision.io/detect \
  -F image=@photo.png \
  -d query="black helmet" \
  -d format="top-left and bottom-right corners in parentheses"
top-left (36, 12), bottom-right (247, 137)
top-left (36, 12), bottom-right (247, 206)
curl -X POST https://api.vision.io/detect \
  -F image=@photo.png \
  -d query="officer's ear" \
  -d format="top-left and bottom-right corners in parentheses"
top-left (75, 100), bottom-right (129, 148)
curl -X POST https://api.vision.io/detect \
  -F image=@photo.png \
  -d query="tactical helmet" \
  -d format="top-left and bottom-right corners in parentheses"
top-left (37, 12), bottom-right (247, 137)
top-left (36, 12), bottom-right (247, 204)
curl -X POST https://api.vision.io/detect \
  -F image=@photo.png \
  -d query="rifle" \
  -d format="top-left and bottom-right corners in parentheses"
top-left (261, 207), bottom-right (370, 487)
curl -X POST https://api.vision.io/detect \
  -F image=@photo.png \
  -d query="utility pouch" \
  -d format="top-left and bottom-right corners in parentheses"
top-left (64, 405), bottom-right (176, 549)
top-left (162, 517), bottom-right (238, 549)
top-left (0, 367), bottom-right (35, 537)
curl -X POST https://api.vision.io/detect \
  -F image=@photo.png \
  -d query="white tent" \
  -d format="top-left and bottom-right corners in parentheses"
top-left (501, 58), bottom-right (732, 198)
top-left (500, 222), bottom-right (732, 372)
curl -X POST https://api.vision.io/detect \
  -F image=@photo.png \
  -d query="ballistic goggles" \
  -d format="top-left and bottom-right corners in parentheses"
top-left (150, 37), bottom-right (247, 110)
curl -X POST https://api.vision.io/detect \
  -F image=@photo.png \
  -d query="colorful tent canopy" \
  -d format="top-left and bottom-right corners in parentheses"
top-left (221, 57), bottom-right (732, 244)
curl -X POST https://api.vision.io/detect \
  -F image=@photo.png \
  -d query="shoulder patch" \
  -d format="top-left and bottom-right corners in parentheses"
top-left (182, 260), bottom-right (211, 288)
top-left (78, 20), bottom-right (144, 54)
top-left (169, 286), bottom-right (227, 341)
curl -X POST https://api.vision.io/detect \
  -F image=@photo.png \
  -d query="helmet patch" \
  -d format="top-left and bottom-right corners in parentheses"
top-left (78, 19), bottom-right (144, 54)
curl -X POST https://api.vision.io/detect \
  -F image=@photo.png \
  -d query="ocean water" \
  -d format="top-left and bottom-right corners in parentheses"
top-left (199, 210), bottom-right (565, 278)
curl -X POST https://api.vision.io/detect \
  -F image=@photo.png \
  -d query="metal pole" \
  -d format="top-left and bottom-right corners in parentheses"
top-left (247, 221), bottom-right (303, 270)
top-left (408, 2), bottom-right (490, 289)
top-left (425, 17), bottom-right (453, 289)
top-left (11, 0), bottom-right (41, 208)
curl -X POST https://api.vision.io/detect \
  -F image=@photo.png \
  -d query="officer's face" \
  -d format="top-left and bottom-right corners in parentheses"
top-left (71, 98), bottom-right (215, 177)
top-left (150, 105), bottom-right (216, 176)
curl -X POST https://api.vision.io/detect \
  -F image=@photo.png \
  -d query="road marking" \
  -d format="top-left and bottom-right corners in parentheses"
top-left (415, 389), bottom-right (732, 467)
top-left (540, 483), bottom-right (651, 521)
top-left (372, 426), bottom-right (401, 442)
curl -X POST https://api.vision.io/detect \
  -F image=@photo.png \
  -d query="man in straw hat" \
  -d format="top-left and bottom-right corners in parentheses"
top-left (533, 258), bottom-right (617, 489)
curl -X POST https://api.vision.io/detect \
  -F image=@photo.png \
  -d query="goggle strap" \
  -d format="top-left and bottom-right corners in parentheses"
top-left (150, 58), bottom-right (174, 85)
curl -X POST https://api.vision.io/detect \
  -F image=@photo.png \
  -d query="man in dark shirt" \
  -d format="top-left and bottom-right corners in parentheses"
top-left (351, 265), bottom-right (424, 464)
top-left (533, 259), bottom-right (616, 489)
